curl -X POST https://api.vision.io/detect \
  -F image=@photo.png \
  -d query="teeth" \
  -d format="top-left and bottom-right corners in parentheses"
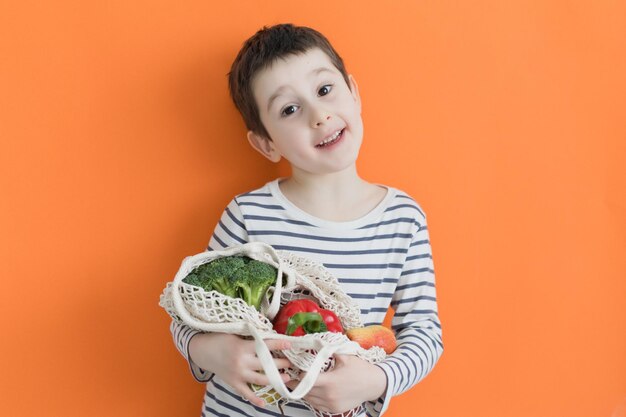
top-left (318, 129), bottom-right (342, 146)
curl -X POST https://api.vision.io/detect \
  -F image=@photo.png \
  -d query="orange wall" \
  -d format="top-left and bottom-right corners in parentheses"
top-left (1, 1), bottom-right (624, 416)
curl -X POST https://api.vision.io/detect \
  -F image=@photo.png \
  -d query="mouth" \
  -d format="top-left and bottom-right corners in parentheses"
top-left (315, 128), bottom-right (345, 148)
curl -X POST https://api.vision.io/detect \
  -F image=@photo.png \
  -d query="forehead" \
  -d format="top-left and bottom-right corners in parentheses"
top-left (251, 48), bottom-right (338, 107)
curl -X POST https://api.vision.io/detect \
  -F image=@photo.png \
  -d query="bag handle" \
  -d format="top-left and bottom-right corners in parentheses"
top-left (247, 325), bottom-right (364, 401)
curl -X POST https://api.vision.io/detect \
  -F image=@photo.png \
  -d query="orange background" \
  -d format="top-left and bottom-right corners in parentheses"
top-left (1, 1), bottom-right (625, 416)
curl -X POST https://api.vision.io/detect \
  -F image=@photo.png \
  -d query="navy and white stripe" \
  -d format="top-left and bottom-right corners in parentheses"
top-left (170, 179), bottom-right (443, 416)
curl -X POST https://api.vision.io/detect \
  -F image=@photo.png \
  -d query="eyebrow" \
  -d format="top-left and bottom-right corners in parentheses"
top-left (266, 67), bottom-right (336, 112)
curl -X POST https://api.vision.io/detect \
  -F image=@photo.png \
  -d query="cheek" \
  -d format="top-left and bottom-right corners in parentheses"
top-left (348, 109), bottom-right (364, 132)
top-left (339, 96), bottom-right (361, 118)
top-left (264, 120), bottom-right (288, 140)
top-left (269, 125), bottom-right (303, 153)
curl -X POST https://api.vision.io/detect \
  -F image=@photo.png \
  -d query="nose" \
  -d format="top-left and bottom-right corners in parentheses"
top-left (310, 106), bottom-right (331, 128)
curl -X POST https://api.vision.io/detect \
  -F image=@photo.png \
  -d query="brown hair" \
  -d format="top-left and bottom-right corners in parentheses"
top-left (228, 23), bottom-right (351, 140)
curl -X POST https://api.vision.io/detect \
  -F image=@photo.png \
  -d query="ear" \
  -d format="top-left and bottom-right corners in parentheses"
top-left (247, 130), bottom-right (282, 163)
top-left (348, 74), bottom-right (361, 112)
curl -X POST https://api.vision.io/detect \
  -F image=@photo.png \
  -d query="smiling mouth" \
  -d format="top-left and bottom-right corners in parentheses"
top-left (315, 128), bottom-right (345, 148)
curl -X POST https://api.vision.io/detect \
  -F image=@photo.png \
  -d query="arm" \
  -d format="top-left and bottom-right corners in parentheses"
top-left (365, 211), bottom-right (443, 416)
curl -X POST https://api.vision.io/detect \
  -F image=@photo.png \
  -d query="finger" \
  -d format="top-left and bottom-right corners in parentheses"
top-left (246, 370), bottom-right (291, 387)
top-left (284, 371), bottom-right (323, 394)
top-left (333, 353), bottom-right (348, 365)
top-left (285, 379), bottom-right (297, 390)
top-left (237, 383), bottom-right (266, 408)
top-left (264, 339), bottom-right (292, 351)
top-left (285, 372), bottom-right (305, 391)
top-left (274, 357), bottom-right (292, 370)
top-left (248, 356), bottom-right (292, 371)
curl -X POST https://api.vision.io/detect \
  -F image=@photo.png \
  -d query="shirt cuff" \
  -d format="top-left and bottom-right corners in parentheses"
top-left (364, 363), bottom-right (394, 416)
top-left (186, 332), bottom-right (214, 383)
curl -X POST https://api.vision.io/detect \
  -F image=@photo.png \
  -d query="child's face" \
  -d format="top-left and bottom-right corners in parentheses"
top-left (247, 47), bottom-right (363, 176)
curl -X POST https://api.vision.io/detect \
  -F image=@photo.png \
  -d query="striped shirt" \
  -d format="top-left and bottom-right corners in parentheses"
top-left (170, 179), bottom-right (443, 416)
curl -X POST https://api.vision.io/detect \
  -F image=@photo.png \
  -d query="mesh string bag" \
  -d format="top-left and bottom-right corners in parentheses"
top-left (159, 242), bottom-right (386, 416)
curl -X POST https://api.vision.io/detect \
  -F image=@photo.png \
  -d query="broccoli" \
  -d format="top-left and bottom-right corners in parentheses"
top-left (231, 258), bottom-right (279, 310)
top-left (182, 255), bottom-right (277, 310)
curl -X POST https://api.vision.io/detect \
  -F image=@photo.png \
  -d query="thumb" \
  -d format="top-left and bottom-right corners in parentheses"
top-left (332, 354), bottom-right (349, 367)
top-left (285, 373), bottom-right (304, 391)
top-left (285, 379), bottom-right (297, 390)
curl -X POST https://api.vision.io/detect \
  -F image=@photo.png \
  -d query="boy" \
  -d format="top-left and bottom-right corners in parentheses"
top-left (171, 23), bottom-right (443, 416)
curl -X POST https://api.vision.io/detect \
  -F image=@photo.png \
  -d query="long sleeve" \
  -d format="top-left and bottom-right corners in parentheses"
top-left (169, 197), bottom-right (249, 382)
top-left (365, 212), bottom-right (443, 416)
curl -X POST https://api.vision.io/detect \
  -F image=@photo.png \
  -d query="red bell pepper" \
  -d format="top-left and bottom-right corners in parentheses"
top-left (273, 299), bottom-right (343, 336)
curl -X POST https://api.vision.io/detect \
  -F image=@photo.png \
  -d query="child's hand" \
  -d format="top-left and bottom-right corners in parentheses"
top-left (189, 333), bottom-right (292, 407)
top-left (286, 354), bottom-right (387, 414)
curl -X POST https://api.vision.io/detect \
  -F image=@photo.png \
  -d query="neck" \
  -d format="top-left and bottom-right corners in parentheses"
top-left (286, 164), bottom-right (367, 200)
top-left (277, 164), bottom-right (388, 224)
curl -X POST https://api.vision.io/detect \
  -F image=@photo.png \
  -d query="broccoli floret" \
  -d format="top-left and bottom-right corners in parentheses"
top-left (183, 256), bottom-right (245, 298)
top-left (231, 258), bottom-right (278, 310)
top-left (182, 256), bottom-right (277, 310)
top-left (181, 271), bottom-right (205, 289)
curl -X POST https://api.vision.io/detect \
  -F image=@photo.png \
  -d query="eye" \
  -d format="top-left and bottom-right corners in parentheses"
top-left (318, 84), bottom-right (333, 96)
top-left (281, 105), bottom-right (298, 117)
